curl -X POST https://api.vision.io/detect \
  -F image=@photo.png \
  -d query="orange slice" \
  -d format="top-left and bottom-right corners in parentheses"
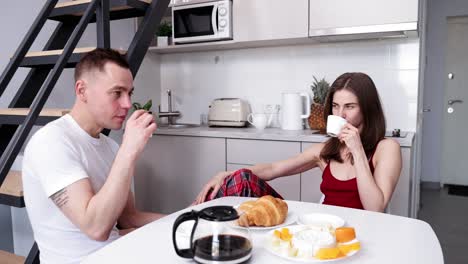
top-left (335, 227), bottom-right (356, 243)
top-left (280, 228), bottom-right (292, 241)
top-left (273, 228), bottom-right (292, 241)
top-left (315, 247), bottom-right (343, 260)
top-left (338, 241), bottom-right (361, 255)
top-left (281, 228), bottom-right (290, 236)
top-left (273, 230), bottom-right (282, 238)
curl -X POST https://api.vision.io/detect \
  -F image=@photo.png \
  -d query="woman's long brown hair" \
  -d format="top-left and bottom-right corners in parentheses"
top-left (320, 72), bottom-right (386, 163)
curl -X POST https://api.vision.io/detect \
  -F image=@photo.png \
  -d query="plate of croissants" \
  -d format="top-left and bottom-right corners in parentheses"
top-left (233, 195), bottom-right (297, 230)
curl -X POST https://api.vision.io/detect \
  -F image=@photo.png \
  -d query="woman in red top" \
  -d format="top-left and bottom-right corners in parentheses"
top-left (195, 72), bottom-right (402, 212)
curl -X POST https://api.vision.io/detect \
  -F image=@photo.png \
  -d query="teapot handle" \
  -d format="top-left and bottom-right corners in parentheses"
top-left (246, 113), bottom-right (254, 125)
top-left (300, 92), bottom-right (311, 118)
top-left (172, 210), bottom-right (199, 258)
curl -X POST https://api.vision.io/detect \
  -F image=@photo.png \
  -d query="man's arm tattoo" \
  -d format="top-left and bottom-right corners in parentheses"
top-left (50, 188), bottom-right (69, 208)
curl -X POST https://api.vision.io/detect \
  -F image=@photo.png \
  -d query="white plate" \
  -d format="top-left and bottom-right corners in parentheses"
top-left (231, 211), bottom-right (298, 230)
top-left (264, 225), bottom-right (360, 262)
top-left (296, 213), bottom-right (345, 229)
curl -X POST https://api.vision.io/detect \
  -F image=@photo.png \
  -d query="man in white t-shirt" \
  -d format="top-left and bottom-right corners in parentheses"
top-left (22, 48), bottom-right (163, 264)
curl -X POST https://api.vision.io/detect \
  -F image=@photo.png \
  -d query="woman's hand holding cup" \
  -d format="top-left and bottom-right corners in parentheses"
top-left (327, 116), bottom-right (363, 155)
top-left (338, 123), bottom-right (363, 153)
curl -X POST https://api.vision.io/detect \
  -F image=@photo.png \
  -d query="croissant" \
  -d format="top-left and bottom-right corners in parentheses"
top-left (237, 195), bottom-right (288, 227)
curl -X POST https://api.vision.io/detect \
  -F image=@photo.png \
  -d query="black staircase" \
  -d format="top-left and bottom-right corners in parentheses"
top-left (0, 0), bottom-right (170, 262)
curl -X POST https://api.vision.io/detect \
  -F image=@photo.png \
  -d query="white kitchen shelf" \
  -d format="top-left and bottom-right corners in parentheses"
top-left (147, 33), bottom-right (418, 54)
top-left (148, 37), bottom-right (316, 54)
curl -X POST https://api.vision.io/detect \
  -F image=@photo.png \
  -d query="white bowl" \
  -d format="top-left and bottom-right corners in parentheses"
top-left (297, 213), bottom-right (345, 228)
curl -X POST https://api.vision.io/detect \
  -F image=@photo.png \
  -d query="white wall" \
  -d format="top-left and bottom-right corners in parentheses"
top-left (159, 38), bottom-right (419, 132)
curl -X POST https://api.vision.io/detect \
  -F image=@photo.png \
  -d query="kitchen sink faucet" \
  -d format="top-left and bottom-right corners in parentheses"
top-left (158, 90), bottom-right (180, 125)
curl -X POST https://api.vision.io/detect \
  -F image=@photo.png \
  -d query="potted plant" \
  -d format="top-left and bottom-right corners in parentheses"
top-left (132, 99), bottom-right (153, 114)
top-left (156, 21), bottom-right (172, 47)
top-left (308, 76), bottom-right (330, 132)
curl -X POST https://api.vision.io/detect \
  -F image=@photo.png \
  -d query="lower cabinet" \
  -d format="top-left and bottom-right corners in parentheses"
top-left (226, 139), bottom-right (301, 201)
top-left (389, 147), bottom-right (411, 217)
top-left (135, 135), bottom-right (412, 217)
top-left (226, 163), bottom-right (302, 201)
top-left (134, 135), bottom-right (226, 214)
top-left (300, 143), bottom-right (324, 204)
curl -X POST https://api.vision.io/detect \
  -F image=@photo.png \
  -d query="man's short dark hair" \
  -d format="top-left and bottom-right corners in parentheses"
top-left (74, 48), bottom-right (130, 81)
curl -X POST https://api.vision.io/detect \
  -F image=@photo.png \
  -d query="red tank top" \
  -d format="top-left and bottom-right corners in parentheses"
top-left (320, 153), bottom-right (375, 210)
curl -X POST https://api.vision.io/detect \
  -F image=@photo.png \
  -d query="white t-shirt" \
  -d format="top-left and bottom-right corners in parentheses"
top-left (23, 114), bottom-right (121, 264)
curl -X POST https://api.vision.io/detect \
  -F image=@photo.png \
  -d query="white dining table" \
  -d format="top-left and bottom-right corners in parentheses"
top-left (83, 197), bottom-right (443, 264)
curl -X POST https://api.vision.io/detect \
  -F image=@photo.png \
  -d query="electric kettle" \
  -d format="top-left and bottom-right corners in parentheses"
top-left (281, 92), bottom-right (311, 130)
top-left (172, 206), bottom-right (252, 264)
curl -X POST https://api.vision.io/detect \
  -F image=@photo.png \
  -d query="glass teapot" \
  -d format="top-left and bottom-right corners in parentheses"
top-left (172, 206), bottom-right (252, 264)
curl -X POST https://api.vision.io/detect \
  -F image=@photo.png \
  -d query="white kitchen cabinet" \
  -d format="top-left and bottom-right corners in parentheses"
top-left (134, 135), bottom-right (226, 214)
top-left (233, 0), bottom-right (309, 42)
top-left (300, 143), bottom-right (324, 203)
top-left (300, 142), bottom-right (412, 217)
top-left (135, 133), bottom-right (413, 217)
top-left (309, 0), bottom-right (418, 38)
top-left (388, 147), bottom-right (411, 217)
top-left (226, 139), bottom-right (301, 201)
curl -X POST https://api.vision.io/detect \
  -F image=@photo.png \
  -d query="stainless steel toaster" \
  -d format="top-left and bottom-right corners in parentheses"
top-left (208, 98), bottom-right (251, 127)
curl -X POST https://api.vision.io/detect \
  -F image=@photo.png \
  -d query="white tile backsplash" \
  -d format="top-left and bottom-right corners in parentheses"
top-left (159, 38), bottom-right (419, 131)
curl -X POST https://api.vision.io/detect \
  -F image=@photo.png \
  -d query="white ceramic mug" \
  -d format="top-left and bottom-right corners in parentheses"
top-left (326, 115), bottom-right (347, 137)
top-left (247, 113), bottom-right (267, 130)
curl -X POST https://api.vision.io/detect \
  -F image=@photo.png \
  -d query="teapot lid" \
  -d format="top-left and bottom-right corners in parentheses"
top-left (199, 206), bottom-right (238, 222)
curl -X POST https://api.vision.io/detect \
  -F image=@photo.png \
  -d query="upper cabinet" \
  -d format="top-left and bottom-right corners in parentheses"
top-left (309, 0), bottom-right (419, 40)
top-left (149, 0), bottom-right (419, 53)
top-left (233, 0), bottom-right (309, 42)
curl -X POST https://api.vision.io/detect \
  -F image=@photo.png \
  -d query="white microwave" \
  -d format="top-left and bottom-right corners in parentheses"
top-left (172, 0), bottom-right (232, 44)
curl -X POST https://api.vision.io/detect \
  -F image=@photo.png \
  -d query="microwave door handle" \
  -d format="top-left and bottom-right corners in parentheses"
top-left (211, 4), bottom-right (218, 35)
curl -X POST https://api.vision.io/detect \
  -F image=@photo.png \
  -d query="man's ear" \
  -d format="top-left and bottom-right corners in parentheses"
top-left (75, 79), bottom-right (87, 102)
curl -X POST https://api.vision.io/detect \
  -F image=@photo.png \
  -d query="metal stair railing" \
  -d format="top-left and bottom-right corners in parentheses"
top-left (127, 0), bottom-right (171, 76)
top-left (0, 0), bottom-right (172, 205)
top-left (96, 0), bottom-right (111, 49)
top-left (0, 0), bottom-right (59, 97)
top-left (0, 0), bottom-right (101, 187)
top-left (24, 242), bottom-right (39, 264)
top-left (0, 0), bottom-right (171, 262)
top-left (0, 23), bottom-right (77, 173)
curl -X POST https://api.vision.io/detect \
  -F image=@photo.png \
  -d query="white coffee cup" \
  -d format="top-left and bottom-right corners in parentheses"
top-left (247, 113), bottom-right (267, 130)
top-left (326, 115), bottom-right (347, 137)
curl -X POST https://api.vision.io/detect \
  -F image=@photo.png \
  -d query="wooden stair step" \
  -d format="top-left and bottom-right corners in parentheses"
top-left (0, 108), bottom-right (70, 117)
top-left (24, 47), bottom-right (97, 58)
top-left (0, 171), bottom-right (25, 208)
top-left (49, 0), bottom-right (152, 22)
top-left (0, 250), bottom-right (25, 264)
top-left (55, 0), bottom-right (151, 9)
top-left (20, 47), bottom-right (127, 68)
top-left (0, 171), bottom-right (23, 198)
top-left (0, 108), bottom-right (70, 125)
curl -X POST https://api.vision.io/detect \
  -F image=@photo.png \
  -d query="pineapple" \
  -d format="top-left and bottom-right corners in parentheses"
top-left (308, 76), bottom-right (330, 132)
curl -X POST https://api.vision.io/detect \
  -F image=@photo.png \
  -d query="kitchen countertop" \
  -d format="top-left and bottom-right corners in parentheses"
top-left (153, 126), bottom-right (414, 147)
